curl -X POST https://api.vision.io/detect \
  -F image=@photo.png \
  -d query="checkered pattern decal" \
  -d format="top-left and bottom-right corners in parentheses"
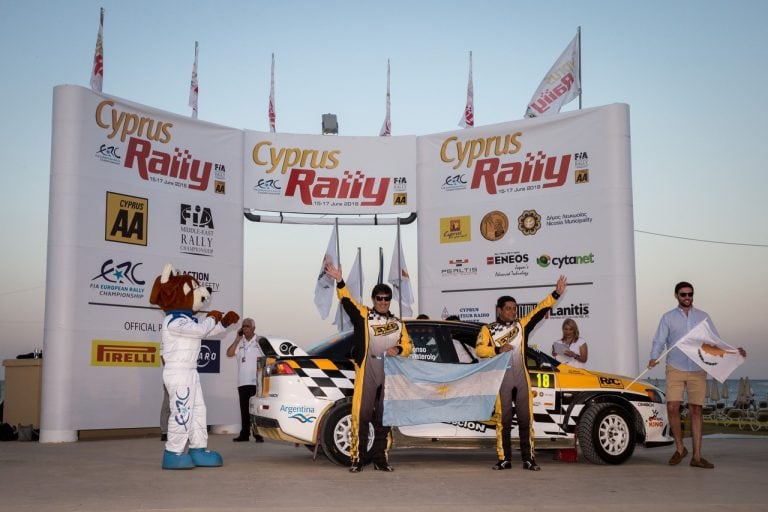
top-left (288, 359), bottom-right (356, 400)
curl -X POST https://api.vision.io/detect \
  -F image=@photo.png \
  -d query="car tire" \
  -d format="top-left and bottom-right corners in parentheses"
top-left (319, 402), bottom-right (374, 466)
top-left (578, 402), bottom-right (636, 465)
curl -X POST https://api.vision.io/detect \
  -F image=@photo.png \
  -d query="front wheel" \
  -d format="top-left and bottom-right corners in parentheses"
top-left (319, 402), bottom-right (374, 466)
top-left (578, 402), bottom-right (636, 464)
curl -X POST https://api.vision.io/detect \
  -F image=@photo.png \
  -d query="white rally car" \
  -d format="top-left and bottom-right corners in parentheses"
top-left (251, 320), bottom-right (672, 465)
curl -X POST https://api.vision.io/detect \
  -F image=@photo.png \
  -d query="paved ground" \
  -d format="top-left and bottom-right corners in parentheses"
top-left (1, 434), bottom-right (766, 512)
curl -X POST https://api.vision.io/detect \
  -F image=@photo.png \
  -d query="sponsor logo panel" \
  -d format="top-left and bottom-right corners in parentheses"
top-left (440, 258), bottom-right (478, 277)
top-left (486, 251), bottom-right (530, 278)
top-left (536, 252), bottom-right (595, 269)
top-left (545, 211), bottom-right (593, 227)
top-left (89, 259), bottom-right (147, 301)
top-left (105, 192), bottom-right (148, 246)
top-left (517, 209), bottom-right (541, 236)
top-left (443, 306), bottom-right (491, 322)
top-left (479, 211), bottom-right (508, 241)
top-left (179, 203), bottom-right (215, 257)
top-left (91, 340), bottom-right (159, 367)
top-left (547, 302), bottom-right (590, 319)
top-left (198, 339), bottom-right (220, 373)
top-left (439, 216), bottom-right (471, 244)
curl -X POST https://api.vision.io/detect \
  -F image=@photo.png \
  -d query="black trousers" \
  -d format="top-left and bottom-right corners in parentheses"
top-left (237, 385), bottom-right (257, 438)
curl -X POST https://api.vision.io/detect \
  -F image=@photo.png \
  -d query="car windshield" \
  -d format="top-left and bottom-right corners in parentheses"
top-left (307, 330), bottom-right (353, 357)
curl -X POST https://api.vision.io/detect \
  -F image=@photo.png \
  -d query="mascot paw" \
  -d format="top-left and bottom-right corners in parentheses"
top-left (206, 310), bottom-right (223, 323)
top-left (221, 311), bottom-right (240, 328)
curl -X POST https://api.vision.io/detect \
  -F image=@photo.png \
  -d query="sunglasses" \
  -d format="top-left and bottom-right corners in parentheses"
top-left (678, 292), bottom-right (693, 298)
top-left (374, 296), bottom-right (392, 302)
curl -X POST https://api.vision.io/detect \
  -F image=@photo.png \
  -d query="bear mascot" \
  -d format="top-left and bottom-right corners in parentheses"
top-left (149, 263), bottom-right (240, 470)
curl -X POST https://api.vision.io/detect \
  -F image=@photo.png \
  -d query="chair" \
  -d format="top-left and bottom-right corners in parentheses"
top-left (751, 409), bottom-right (768, 432)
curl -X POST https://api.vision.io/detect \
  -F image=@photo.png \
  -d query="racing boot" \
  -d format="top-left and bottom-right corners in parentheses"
top-left (188, 448), bottom-right (223, 467)
top-left (492, 459), bottom-right (513, 470)
top-left (162, 450), bottom-right (195, 470)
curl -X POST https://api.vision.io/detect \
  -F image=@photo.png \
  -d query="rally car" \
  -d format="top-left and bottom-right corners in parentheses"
top-left (250, 319), bottom-right (672, 465)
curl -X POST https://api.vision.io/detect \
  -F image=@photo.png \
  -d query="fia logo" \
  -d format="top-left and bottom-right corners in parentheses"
top-left (180, 204), bottom-right (214, 229)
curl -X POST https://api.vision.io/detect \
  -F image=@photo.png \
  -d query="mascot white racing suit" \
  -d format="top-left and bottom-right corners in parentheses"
top-left (162, 311), bottom-right (225, 454)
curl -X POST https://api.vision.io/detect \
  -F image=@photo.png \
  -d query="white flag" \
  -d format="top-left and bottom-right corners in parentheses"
top-left (268, 53), bottom-right (276, 133)
top-left (90, 8), bottom-right (104, 92)
top-left (189, 41), bottom-right (199, 119)
top-left (524, 31), bottom-right (580, 118)
top-left (388, 226), bottom-right (414, 318)
top-left (673, 320), bottom-right (745, 383)
top-left (379, 60), bottom-right (391, 136)
top-left (458, 51), bottom-right (474, 128)
top-left (314, 225), bottom-right (339, 319)
top-left (334, 249), bottom-right (363, 330)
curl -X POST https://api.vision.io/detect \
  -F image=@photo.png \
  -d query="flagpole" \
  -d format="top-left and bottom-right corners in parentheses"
top-left (625, 338), bottom-right (684, 391)
top-left (577, 26), bottom-right (582, 110)
top-left (377, 247), bottom-right (383, 285)
top-left (396, 218), bottom-right (404, 317)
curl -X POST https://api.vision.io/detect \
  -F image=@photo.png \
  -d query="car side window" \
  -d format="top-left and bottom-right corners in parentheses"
top-left (443, 326), bottom-right (478, 364)
top-left (407, 325), bottom-right (441, 362)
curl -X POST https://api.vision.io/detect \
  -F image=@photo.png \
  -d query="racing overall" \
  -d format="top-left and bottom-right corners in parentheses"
top-left (337, 282), bottom-right (412, 466)
top-left (476, 292), bottom-right (558, 463)
top-left (161, 311), bottom-right (225, 454)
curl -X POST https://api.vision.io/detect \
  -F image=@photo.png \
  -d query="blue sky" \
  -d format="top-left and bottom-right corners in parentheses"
top-left (1, 0), bottom-right (766, 380)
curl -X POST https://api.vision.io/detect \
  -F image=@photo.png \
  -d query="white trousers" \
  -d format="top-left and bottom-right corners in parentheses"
top-left (163, 367), bottom-right (208, 453)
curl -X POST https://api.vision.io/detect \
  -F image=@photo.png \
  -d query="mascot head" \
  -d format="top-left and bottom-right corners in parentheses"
top-left (149, 263), bottom-right (211, 313)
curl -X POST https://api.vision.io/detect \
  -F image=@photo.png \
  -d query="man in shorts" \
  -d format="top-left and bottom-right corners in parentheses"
top-left (648, 281), bottom-right (746, 469)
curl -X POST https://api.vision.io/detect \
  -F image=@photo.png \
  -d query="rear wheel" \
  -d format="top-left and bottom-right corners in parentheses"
top-left (578, 402), bottom-right (636, 464)
top-left (319, 402), bottom-right (374, 466)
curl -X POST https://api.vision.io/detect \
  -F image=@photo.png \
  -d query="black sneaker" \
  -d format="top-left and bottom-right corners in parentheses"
top-left (232, 436), bottom-right (249, 442)
top-left (254, 435), bottom-right (265, 443)
top-left (373, 461), bottom-right (394, 472)
top-left (523, 459), bottom-right (541, 471)
top-left (492, 459), bottom-right (513, 470)
top-left (349, 463), bottom-right (364, 473)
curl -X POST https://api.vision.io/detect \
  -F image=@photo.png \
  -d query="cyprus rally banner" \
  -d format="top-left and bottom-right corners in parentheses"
top-left (42, 86), bottom-right (244, 440)
top-left (243, 131), bottom-right (417, 214)
top-left (416, 104), bottom-right (638, 376)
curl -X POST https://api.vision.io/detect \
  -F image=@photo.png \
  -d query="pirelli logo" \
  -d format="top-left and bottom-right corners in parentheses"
top-left (91, 340), bottom-right (160, 367)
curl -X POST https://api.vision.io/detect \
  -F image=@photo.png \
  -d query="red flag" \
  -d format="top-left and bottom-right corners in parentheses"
top-left (90, 8), bottom-right (104, 92)
top-left (458, 51), bottom-right (474, 128)
top-left (189, 41), bottom-right (199, 119)
top-left (379, 60), bottom-right (391, 136)
top-left (268, 53), bottom-right (276, 133)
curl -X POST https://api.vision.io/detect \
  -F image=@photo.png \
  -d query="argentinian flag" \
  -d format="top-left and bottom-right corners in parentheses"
top-left (383, 352), bottom-right (511, 426)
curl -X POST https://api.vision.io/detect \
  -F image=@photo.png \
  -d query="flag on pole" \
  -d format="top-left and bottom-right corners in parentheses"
top-left (268, 53), bottom-right (276, 133)
top-left (189, 41), bottom-right (199, 119)
top-left (314, 224), bottom-right (339, 319)
top-left (388, 223), bottom-right (414, 317)
top-left (90, 8), bottom-right (104, 92)
top-left (673, 320), bottom-right (745, 383)
top-left (379, 59), bottom-right (391, 136)
top-left (524, 31), bottom-right (580, 118)
top-left (334, 248), bottom-right (363, 330)
top-left (458, 51), bottom-right (474, 128)
top-left (383, 352), bottom-right (511, 426)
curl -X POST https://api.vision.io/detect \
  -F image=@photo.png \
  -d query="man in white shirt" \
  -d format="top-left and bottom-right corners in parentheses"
top-left (226, 318), bottom-right (264, 442)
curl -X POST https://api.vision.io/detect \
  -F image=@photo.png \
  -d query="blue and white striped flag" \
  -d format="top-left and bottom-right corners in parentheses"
top-left (383, 352), bottom-right (511, 426)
